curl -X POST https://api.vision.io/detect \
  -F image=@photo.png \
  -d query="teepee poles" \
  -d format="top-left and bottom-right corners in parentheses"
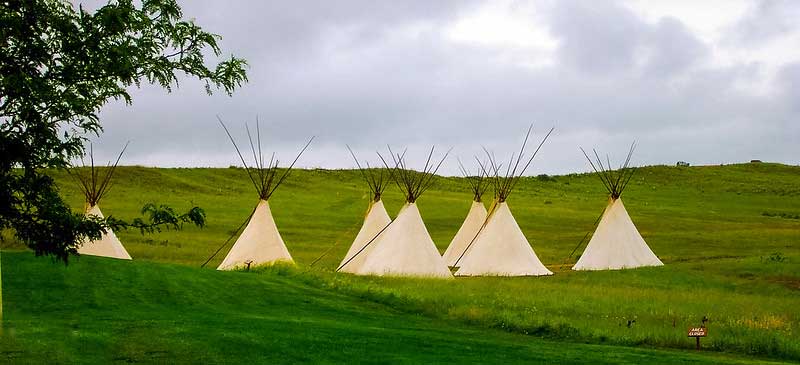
top-left (457, 157), bottom-right (490, 202)
top-left (378, 145), bottom-right (450, 203)
top-left (217, 116), bottom-right (313, 201)
top-left (580, 141), bottom-right (637, 199)
top-left (69, 142), bottom-right (130, 207)
top-left (486, 125), bottom-right (554, 203)
top-left (346, 145), bottom-right (391, 203)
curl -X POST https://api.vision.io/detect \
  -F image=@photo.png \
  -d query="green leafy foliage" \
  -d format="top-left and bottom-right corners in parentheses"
top-left (107, 203), bottom-right (206, 234)
top-left (0, 0), bottom-right (247, 261)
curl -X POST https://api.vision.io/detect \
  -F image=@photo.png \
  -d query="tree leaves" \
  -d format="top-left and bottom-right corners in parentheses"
top-left (0, 0), bottom-right (247, 261)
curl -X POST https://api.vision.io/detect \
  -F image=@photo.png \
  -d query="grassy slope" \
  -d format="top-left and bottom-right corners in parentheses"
top-left (2, 163), bottom-right (799, 362)
top-left (2, 252), bottom-right (777, 364)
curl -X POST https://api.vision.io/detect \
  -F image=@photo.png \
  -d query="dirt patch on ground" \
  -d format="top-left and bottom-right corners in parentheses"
top-left (768, 275), bottom-right (800, 290)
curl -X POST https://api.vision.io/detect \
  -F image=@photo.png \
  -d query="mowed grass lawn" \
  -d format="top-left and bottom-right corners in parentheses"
top-left (2, 162), bottom-right (799, 362)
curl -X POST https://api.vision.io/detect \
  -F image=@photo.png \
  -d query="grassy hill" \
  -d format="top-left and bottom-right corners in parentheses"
top-left (2, 162), bottom-right (799, 362)
top-left (1, 252), bottom-right (779, 364)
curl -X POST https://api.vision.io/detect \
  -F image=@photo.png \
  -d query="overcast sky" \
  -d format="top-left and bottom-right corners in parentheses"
top-left (86, 0), bottom-right (800, 175)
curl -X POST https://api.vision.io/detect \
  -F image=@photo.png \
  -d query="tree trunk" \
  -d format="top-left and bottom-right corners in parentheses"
top-left (0, 248), bottom-right (4, 334)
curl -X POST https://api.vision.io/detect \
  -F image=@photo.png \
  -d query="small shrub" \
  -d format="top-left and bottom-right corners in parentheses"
top-left (762, 211), bottom-right (800, 219)
top-left (764, 252), bottom-right (787, 263)
top-left (536, 174), bottom-right (556, 182)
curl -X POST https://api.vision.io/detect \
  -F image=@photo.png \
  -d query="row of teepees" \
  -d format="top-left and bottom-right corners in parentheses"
top-left (333, 126), bottom-right (662, 278)
top-left (74, 121), bottom-right (661, 278)
top-left (338, 127), bottom-right (555, 277)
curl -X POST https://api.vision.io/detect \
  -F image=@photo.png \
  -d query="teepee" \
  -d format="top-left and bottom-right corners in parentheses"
top-left (342, 147), bottom-right (452, 278)
top-left (215, 117), bottom-right (312, 271)
top-left (70, 143), bottom-right (132, 260)
top-left (338, 146), bottom-right (392, 273)
top-left (442, 159), bottom-right (489, 267)
top-left (572, 143), bottom-right (663, 271)
top-left (454, 126), bottom-right (554, 276)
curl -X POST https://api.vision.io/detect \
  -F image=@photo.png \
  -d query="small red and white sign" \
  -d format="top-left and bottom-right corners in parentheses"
top-left (687, 327), bottom-right (707, 337)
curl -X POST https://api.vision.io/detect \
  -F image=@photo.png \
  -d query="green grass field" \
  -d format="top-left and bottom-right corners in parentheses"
top-left (2, 162), bottom-right (799, 363)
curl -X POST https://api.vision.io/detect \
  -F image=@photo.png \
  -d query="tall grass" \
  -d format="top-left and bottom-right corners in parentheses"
top-left (250, 256), bottom-right (800, 360)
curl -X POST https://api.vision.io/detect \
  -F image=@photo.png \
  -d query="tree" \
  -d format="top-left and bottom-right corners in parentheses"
top-left (0, 0), bottom-right (248, 325)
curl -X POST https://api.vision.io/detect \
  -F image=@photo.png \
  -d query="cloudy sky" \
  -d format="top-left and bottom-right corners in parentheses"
top-left (88, 0), bottom-right (799, 175)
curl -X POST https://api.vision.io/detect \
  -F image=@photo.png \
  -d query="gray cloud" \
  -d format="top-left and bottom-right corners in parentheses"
top-left (85, 0), bottom-right (800, 175)
top-left (547, 0), bottom-right (648, 74)
top-left (778, 62), bottom-right (800, 110)
top-left (727, 0), bottom-right (800, 45)
top-left (644, 17), bottom-right (708, 75)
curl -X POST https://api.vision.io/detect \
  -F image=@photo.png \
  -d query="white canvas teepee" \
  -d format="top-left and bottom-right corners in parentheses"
top-left (356, 203), bottom-right (451, 278)
top-left (443, 201), bottom-right (487, 267)
top-left (217, 200), bottom-right (293, 270)
top-left (79, 204), bottom-right (132, 260)
top-left (572, 143), bottom-right (663, 271)
top-left (212, 117), bottom-right (312, 271)
top-left (340, 146), bottom-right (452, 278)
top-left (443, 160), bottom-right (490, 267)
top-left (573, 198), bottom-right (662, 270)
top-left (338, 147), bottom-right (393, 273)
top-left (338, 200), bottom-right (391, 273)
top-left (71, 143), bottom-right (133, 260)
top-left (452, 126), bottom-right (554, 277)
top-left (455, 202), bottom-right (551, 276)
